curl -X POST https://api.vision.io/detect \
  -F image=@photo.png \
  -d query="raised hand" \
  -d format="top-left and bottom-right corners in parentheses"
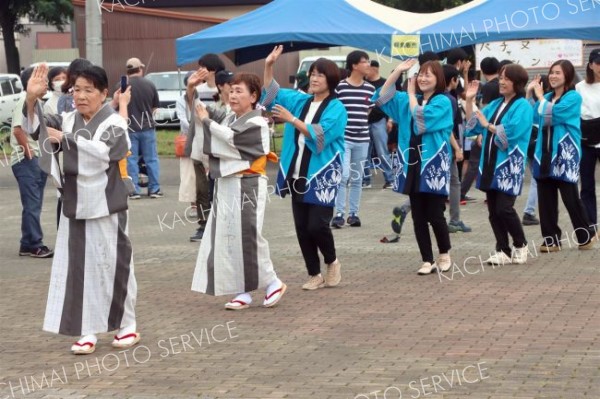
top-left (27, 63), bottom-right (49, 101)
top-left (187, 68), bottom-right (209, 89)
top-left (464, 80), bottom-right (480, 101)
top-left (396, 58), bottom-right (417, 73)
top-left (266, 45), bottom-right (284, 66)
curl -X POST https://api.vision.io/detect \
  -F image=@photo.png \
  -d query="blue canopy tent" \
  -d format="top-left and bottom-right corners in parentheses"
top-left (176, 0), bottom-right (600, 66)
top-left (410, 0), bottom-right (600, 54)
top-left (175, 0), bottom-right (409, 66)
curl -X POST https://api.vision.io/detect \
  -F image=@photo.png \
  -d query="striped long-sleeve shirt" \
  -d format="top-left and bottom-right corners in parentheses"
top-left (335, 79), bottom-right (375, 143)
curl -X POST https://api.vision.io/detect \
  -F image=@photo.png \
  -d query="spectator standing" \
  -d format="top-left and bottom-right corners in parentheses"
top-left (43, 67), bottom-right (66, 115)
top-left (331, 51), bottom-right (375, 228)
top-left (364, 60), bottom-right (394, 189)
top-left (11, 67), bottom-right (53, 258)
top-left (124, 57), bottom-right (162, 199)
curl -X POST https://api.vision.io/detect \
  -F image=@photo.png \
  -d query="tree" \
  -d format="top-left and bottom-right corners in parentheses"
top-left (0, 0), bottom-right (73, 74)
top-left (373, 0), bottom-right (470, 13)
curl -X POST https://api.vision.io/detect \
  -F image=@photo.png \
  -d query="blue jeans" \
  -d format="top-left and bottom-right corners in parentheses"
top-left (12, 157), bottom-right (47, 250)
top-left (523, 162), bottom-right (538, 215)
top-left (364, 119), bottom-right (393, 184)
top-left (127, 128), bottom-right (161, 194)
top-left (335, 140), bottom-right (369, 216)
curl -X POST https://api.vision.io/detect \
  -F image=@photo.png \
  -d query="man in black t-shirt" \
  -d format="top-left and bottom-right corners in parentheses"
top-left (364, 60), bottom-right (394, 189)
top-left (123, 57), bottom-right (162, 198)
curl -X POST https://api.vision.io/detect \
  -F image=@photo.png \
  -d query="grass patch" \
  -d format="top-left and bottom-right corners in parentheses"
top-left (157, 124), bottom-right (285, 157)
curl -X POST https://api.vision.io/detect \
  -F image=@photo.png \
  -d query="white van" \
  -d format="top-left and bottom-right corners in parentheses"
top-left (0, 74), bottom-right (24, 126)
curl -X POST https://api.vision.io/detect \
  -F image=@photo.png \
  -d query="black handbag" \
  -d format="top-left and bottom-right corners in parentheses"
top-left (581, 117), bottom-right (600, 146)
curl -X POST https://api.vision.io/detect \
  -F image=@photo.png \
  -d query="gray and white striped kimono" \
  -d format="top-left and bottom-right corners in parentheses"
top-left (24, 102), bottom-right (137, 336)
top-left (191, 109), bottom-right (279, 296)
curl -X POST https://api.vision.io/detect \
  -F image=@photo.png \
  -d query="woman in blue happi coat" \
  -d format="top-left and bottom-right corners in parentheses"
top-left (373, 59), bottom-right (454, 275)
top-left (464, 64), bottom-right (532, 266)
top-left (261, 46), bottom-right (347, 290)
top-left (528, 59), bottom-right (595, 251)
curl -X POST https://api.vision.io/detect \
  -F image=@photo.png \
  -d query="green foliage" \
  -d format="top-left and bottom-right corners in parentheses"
top-left (1, 0), bottom-right (73, 34)
top-left (372, 0), bottom-right (470, 13)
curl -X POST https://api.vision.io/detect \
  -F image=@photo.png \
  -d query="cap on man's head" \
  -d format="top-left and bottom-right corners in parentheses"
top-left (215, 70), bottom-right (234, 86)
top-left (126, 57), bottom-right (145, 70)
top-left (370, 60), bottom-right (380, 68)
top-left (589, 48), bottom-right (600, 64)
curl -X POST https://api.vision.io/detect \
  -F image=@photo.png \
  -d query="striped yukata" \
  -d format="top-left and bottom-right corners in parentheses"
top-left (24, 102), bottom-right (137, 336)
top-left (191, 109), bottom-right (279, 296)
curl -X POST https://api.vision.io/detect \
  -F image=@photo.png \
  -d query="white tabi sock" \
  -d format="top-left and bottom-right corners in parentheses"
top-left (233, 293), bottom-right (252, 305)
top-left (117, 324), bottom-right (137, 337)
top-left (77, 334), bottom-right (97, 345)
top-left (266, 278), bottom-right (283, 296)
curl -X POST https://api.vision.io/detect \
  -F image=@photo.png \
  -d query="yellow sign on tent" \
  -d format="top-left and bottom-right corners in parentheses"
top-left (391, 35), bottom-right (420, 58)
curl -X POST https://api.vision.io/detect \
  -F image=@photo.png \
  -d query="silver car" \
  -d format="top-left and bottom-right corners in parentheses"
top-left (145, 71), bottom-right (189, 128)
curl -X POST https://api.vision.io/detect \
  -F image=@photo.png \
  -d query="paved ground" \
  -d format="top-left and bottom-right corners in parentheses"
top-left (1, 157), bottom-right (599, 399)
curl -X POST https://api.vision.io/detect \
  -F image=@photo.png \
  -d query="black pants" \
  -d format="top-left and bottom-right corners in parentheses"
top-left (193, 160), bottom-right (211, 228)
top-left (461, 142), bottom-right (481, 198)
top-left (580, 145), bottom-right (600, 225)
top-left (537, 178), bottom-right (595, 246)
top-left (409, 192), bottom-right (451, 263)
top-left (486, 191), bottom-right (527, 255)
top-left (291, 198), bottom-right (337, 276)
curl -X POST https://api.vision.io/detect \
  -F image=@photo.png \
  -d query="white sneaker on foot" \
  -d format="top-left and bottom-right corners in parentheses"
top-left (436, 253), bottom-right (452, 272)
top-left (485, 251), bottom-right (512, 265)
top-left (512, 246), bottom-right (528, 264)
top-left (417, 262), bottom-right (437, 275)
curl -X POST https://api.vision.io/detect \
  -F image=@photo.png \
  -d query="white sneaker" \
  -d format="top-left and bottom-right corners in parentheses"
top-left (436, 253), bottom-right (452, 272)
top-left (512, 246), bottom-right (528, 264)
top-left (417, 262), bottom-right (437, 275)
top-left (485, 251), bottom-right (512, 265)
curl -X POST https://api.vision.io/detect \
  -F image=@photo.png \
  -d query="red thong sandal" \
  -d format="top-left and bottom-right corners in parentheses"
top-left (71, 340), bottom-right (96, 355)
top-left (111, 332), bottom-right (141, 349)
top-left (263, 283), bottom-right (287, 308)
top-left (225, 299), bottom-right (250, 310)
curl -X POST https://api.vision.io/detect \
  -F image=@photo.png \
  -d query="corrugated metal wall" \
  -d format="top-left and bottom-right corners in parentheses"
top-left (73, 5), bottom-right (299, 89)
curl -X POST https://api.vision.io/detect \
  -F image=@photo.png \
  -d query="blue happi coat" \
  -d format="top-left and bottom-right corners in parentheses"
top-left (465, 96), bottom-right (532, 196)
top-left (373, 88), bottom-right (453, 196)
top-left (531, 90), bottom-right (582, 183)
top-left (261, 80), bottom-right (347, 207)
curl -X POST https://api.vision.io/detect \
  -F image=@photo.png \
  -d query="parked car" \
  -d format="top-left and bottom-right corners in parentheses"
top-left (0, 73), bottom-right (24, 126)
top-left (145, 71), bottom-right (189, 128)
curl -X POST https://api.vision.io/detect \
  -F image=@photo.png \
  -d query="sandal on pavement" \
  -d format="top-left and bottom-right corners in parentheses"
top-left (112, 332), bottom-right (141, 349)
top-left (71, 340), bottom-right (96, 355)
top-left (225, 299), bottom-right (250, 310)
top-left (263, 283), bottom-right (287, 308)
